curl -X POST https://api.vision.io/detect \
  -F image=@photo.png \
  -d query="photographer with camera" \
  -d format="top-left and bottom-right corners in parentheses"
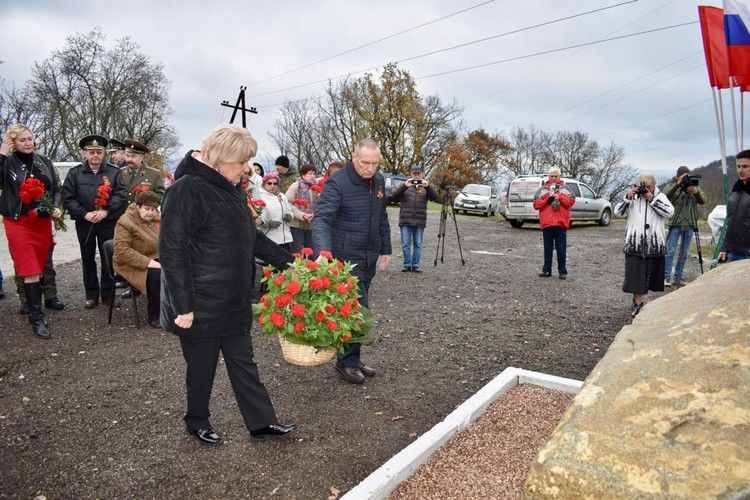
top-left (615, 173), bottom-right (674, 318)
top-left (532, 167), bottom-right (575, 279)
top-left (663, 166), bottom-right (706, 286)
top-left (392, 166), bottom-right (438, 272)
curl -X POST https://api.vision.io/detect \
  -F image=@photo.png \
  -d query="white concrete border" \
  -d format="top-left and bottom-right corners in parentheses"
top-left (341, 367), bottom-right (583, 500)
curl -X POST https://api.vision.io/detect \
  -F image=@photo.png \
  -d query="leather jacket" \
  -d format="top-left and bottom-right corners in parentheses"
top-left (0, 152), bottom-right (62, 220)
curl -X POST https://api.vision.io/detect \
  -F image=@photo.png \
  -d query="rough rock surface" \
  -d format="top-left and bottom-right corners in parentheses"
top-left (524, 260), bottom-right (750, 499)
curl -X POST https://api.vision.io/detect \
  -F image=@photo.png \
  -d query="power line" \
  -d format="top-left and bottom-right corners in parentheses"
top-left (247, 0), bottom-right (495, 87)
top-left (492, 0), bottom-right (678, 98)
top-left (249, 1), bottom-right (639, 100)
top-left (549, 62), bottom-right (704, 129)
top-left (417, 21), bottom-right (697, 79)
top-left (543, 52), bottom-right (701, 123)
top-left (596, 98), bottom-right (712, 140)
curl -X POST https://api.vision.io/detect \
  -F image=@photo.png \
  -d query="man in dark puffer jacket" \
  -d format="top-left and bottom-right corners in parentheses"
top-left (312, 138), bottom-right (391, 384)
top-left (719, 149), bottom-right (750, 262)
top-left (391, 165), bottom-right (437, 272)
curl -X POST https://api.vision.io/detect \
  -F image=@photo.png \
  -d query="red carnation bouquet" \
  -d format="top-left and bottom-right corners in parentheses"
top-left (247, 195), bottom-right (266, 217)
top-left (252, 248), bottom-right (373, 352)
top-left (94, 176), bottom-right (112, 210)
top-left (19, 176), bottom-right (68, 231)
top-left (310, 180), bottom-right (323, 193)
top-left (292, 198), bottom-right (309, 210)
top-left (85, 176), bottom-right (112, 242)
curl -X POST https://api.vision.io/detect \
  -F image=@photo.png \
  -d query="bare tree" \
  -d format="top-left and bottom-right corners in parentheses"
top-left (271, 64), bottom-right (462, 175)
top-left (502, 125), bottom-right (553, 176)
top-left (2, 28), bottom-right (179, 164)
top-left (269, 98), bottom-right (334, 169)
top-left (547, 130), bottom-right (599, 179)
top-left (585, 142), bottom-right (638, 201)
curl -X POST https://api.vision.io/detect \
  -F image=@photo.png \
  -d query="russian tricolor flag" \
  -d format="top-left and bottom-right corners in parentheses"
top-left (724, 0), bottom-right (750, 89)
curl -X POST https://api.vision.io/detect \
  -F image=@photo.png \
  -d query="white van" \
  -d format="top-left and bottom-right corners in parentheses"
top-left (502, 174), bottom-right (612, 228)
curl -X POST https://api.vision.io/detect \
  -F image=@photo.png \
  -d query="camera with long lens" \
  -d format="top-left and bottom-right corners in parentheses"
top-left (635, 182), bottom-right (649, 195)
top-left (679, 174), bottom-right (701, 190)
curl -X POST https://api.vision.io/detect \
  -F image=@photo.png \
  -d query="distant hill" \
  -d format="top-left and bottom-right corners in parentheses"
top-left (659, 158), bottom-right (739, 220)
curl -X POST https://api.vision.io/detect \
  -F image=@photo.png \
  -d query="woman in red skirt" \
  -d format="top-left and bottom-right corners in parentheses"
top-left (0, 124), bottom-right (64, 339)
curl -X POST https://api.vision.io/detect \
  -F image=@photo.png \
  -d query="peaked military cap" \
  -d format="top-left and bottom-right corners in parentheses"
top-left (109, 138), bottom-right (126, 151)
top-left (79, 134), bottom-right (108, 150)
top-left (124, 138), bottom-right (150, 155)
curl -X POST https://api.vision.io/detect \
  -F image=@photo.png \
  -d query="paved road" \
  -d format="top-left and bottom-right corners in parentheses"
top-left (0, 215), bottom-right (81, 280)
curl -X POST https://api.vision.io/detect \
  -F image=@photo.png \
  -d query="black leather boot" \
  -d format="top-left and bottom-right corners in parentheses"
top-left (24, 282), bottom-right (50, 339)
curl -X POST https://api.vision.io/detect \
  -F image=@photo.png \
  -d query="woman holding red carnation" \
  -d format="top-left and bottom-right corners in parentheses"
top-left (285, 163), bottom-right (319, 253)
top-left (0, 124), bottom-right (65, 339)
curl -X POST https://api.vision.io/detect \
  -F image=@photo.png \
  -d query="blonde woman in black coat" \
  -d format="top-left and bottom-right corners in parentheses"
top-left (160, 124), bottom-right (296, 445)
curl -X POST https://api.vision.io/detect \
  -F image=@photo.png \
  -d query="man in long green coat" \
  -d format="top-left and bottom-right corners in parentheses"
top-left (120, 139), bottom-right (165, 204)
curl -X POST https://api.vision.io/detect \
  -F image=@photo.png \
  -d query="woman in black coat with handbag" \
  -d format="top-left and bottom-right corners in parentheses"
top-left (160, 124), bottom-right (296, 445)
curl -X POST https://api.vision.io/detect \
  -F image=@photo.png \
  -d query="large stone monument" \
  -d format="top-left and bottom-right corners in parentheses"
top-left (524, 260), bottom-right (750, 498)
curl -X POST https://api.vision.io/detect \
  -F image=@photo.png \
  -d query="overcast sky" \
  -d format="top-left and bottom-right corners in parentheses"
top-left (0, 0), bottom-right (732, 177)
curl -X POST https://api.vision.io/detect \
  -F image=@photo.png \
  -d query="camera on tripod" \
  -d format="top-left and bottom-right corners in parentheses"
top-left (679, 174), bottom-right (701, 190)
top-left (635, 182), bottom-right (649, 195)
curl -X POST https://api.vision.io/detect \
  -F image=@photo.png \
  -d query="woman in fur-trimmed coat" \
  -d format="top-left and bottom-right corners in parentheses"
top-left (614, 172), bottom-right (674, 318)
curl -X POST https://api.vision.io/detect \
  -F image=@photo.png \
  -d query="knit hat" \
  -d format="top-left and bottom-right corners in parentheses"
top-left (411, 165), bottom-right (424, 173)
top-left (262, 172), bottom-right (280, 184)
top-left (299, 163), bottom-right (317, 176)
top-left (275, 155), bottom-right (290, 169)
top-left (676, 166), bottom-right (690, 177)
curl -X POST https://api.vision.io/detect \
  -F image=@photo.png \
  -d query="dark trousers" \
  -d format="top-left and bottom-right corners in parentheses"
top-left (338, 278), bottom-right (370, 367)
top-left (75, 220), bottom-right (116, 300)
top-left (289, 227), bottom-right (313, 253)
top-left (15, 244), bottom-right (58, 301)
top-left (542, 227), bottom-right (567, 275)
top-left (146, 268), bottom-right (161, 322)
top-left (179, 333), bottom-right (278, 432)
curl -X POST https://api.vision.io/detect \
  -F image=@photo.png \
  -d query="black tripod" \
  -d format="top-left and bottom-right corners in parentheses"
top-left (668, 193), bottom-right (704, 274)
top-left (434, 186), bottom-right (466, 266)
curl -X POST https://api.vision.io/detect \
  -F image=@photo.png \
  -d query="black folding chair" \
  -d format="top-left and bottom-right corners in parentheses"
top-left (102, 239), bottom-right (140, 327)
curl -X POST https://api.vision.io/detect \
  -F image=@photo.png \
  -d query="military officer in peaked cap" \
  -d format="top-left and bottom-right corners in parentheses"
top-left (108, 138), bottom-right (127, 168)
top-left (62, 135), bottom-right (128, 308)
top-left (121, 138), bottom-right (165, 204)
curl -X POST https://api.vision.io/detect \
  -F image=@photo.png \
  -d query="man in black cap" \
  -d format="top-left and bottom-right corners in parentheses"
top-left (120, 138), bottom-right (165, 204)
top-left (62, 135), bottom-right (128, 308)
top-left (108, 138), bottom-right (127, 168)
top-left (275, 155), bottom-right (298, 194)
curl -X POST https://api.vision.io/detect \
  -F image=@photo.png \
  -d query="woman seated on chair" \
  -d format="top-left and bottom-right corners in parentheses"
top-left (113, 191), bottom-right (162, 328)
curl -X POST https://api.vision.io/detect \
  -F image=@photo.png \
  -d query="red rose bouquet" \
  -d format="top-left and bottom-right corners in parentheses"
top-left (252, 248), bottom-right (373, 352)
top-left (19, 176), bottom-right (67, 230)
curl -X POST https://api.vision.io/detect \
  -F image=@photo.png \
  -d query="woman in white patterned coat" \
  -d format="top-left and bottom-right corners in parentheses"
top-left (614, 172), bottom-right (674, 318)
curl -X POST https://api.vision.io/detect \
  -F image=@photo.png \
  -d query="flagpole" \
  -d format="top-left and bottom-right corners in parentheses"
top-left (714, 87), bottom-right (729, 175)
top-left (730, 77), bottom-right (740, 153)
top-left (742, 91), bottom-right (745, 150)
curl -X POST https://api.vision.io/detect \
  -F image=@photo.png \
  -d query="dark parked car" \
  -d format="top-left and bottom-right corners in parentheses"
top-left (383, 172), bottom-right (408, 205)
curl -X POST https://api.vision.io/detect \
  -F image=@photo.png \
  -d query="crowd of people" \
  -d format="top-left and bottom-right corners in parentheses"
top-left (2, 120), bottom-right (749, 445)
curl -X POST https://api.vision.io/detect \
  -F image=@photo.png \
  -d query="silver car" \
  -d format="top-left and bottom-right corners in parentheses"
top-left (502, 175), bottom-right (612, 228)
top-left (453, 184), bottom-right (499, 216)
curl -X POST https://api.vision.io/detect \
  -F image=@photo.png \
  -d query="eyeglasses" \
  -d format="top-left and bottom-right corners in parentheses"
top-left (265, 182), bottom-right (278, 185)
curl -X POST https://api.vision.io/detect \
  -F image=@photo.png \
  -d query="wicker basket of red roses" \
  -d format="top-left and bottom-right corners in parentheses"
top-left (252, 248), bottom-right (373, 366)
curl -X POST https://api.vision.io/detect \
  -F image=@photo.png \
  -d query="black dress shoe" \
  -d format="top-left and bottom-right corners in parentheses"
top-left (538, 271), bottom-right (552, 277)
top-left (186, 427), bottom-right (222, 445)
top-left (250, 423), bottom-right (296, 441)
top-left (358, 363), bottom-right (376, 377)
top-left (19, 302), bottom-right (30, 315)
top-left (84, 299), bottom-right (98, 309)
top-left (558, 274), bottom-right (567, 280)
top-left (148, 319), bottom-right (163, 329)
top-left (335, 361), bottom-right (365, 384)
top-left (45, 297), bottom-right (65, 310)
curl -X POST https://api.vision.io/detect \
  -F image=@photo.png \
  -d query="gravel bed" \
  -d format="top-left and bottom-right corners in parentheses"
top-left (390, 384), bottom-right (574, 499)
